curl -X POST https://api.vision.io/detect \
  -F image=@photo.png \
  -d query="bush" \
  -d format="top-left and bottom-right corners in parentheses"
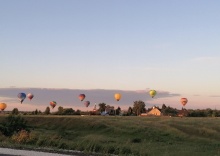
top-left (11, 130), bottom-right (30, 143)
top-left (0, 115), bottom-right (29, 136)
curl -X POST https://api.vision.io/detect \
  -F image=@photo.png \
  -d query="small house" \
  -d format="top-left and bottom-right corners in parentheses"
top-left (140, 107), bottom-right (162, 116)
top-left (147, 107), bottom-right (162, 116)
top-left (178, 109), bottom-right (189, 117)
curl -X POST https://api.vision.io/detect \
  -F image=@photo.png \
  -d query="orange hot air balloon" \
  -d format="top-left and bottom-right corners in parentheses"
top-left (78, 94), bottom-right (86, 101)
top-left (180, 98), bottom-right (188, 106)
top-left (0, 103), bottom-right (7, 111)
top-left (27, 93), bottom-right (34, 101)
top-left (50, 101), bottom-right (57, 109)
top-left (114, 93), bottom-right (121, 101)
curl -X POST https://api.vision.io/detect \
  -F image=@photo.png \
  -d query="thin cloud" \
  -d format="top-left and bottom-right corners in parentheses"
top-left (193, 94), bottom-right (200, 96)
top-left (119, 67), bottom-right (176, 72)
top-left (192, 57), bottom-right (220, 63)
top-left (0, 88), bottom-right (180, 111)
top-left (210, 95), bottom-right (220, 97)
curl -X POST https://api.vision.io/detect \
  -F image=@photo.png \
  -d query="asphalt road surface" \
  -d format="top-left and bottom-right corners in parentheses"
top-left (0, 148), bottom-right (76, 156)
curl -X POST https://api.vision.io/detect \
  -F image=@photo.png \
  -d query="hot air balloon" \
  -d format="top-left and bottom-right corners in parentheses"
top-left (149, 90), bottom-right (157, 98)
top-left (114, 93), bottom-right (121, 101)
top-left (17, 93), bottom-right (26, 104)
top-left (50, 101), bottom-right (57, 109)
top-left (27, 93), bottom-right (34, 101)
top-left (78, 94), bottom-right (86, 101)
top-left (180, 98), bottom-right (188, 106)
top-left (0, 103), bottom-right (7, 111)
top-left (84, 101), bottom-right (90, 107)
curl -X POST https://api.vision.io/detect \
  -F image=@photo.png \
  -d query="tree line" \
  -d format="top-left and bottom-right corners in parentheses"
top-left (8, 100), bottom-right (220, 117)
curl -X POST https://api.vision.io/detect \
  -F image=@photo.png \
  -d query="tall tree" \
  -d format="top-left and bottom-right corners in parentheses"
top-left (127, 107), bottom-right (133, 116)
top-left (98, 103), bottom-right (106, 113)
top-left (115, 106), bottom-right (121, 115)
top-left (162, 104), bottom-right (167, 110)
top-left (63, 108), bottom-right (75, 115)
top-left (11, 108), bottom-right (19, 115)
top-left (132, 100), bottom-right (146, 116)
top-left (57, 106), bottom-right (64, 115)
top-left (44, 107), bottom-right (50, 115)
top-left (34, 109), bottom-right (38, 115)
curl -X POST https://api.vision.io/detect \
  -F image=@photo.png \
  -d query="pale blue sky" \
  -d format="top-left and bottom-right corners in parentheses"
top-left (1, 0), bottom-right (220, 110)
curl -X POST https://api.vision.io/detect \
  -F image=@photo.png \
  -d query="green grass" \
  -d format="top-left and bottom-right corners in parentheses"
top-left (1, 115), bottom-right (220, 156)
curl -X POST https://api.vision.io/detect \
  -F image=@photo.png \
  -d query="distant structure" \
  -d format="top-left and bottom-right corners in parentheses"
top-left (177, 108), bottom-right (189, 117)
top-left (93, 105), bottom-right (97, 112)
top-left (140, 106), bottom-right (162, 116)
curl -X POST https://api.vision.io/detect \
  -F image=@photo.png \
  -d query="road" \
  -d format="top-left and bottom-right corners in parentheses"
top-left (0, 148), bottom-right (76, 156)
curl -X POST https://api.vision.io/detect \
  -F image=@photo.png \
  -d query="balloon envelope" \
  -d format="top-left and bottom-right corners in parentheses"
top-left (27, 93), bottom-right (34, 100)
top-left (84, 101), bottom-right (90, 107)
top-left (17, 93), bottom-right (26, 104)
top-left (149, 90), bottom-right (157, 98)
top-left (114, 93), bottom-right (121, 101)
top-left (78, 94), bottom-right (86, 101)
top-left (0, 103), bottom-right (7, 111)
top-left (180, 98), bottom-right (188, 106)
top-left (50, 101), bottom-right (57, 109)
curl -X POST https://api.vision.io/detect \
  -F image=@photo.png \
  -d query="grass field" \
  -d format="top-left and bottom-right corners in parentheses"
top-left (0, 115), bottom-right (220, 156)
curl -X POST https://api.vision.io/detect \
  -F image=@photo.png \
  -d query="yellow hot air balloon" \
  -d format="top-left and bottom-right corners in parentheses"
top-left (149, 90), bottom-right (157, 98)
top-left (0, 103), bottom-right (7, 111)
top-left (180, 98), bottom-right (188, 106)
top-left (114, 93), bottom-right (121, 101)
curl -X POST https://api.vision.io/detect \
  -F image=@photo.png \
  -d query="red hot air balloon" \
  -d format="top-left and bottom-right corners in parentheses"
top-left (27, 93), bottom-right (34, 101)
top-left (180, 98), bottom-right (188, 107)
top-left (78, 94), bottom-right (86, 101)
top-left (50, 101), bottom-right (57, 109)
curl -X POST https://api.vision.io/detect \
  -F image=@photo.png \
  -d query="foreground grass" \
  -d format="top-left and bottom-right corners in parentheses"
top-left (1, 115), bottom-right (220, 156)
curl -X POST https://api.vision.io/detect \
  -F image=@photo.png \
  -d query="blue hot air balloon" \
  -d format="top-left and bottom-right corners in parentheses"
top-left (17, 93), bottom-right (26, 104)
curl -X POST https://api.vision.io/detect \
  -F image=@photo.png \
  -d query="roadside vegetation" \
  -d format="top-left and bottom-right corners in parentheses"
top-left (0, 115), bottom-right (220, 156)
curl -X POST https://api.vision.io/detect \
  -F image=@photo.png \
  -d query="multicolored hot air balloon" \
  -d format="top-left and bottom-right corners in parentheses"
top-left (84, 101), bottom-right (90, 107)
top-left (27, 93), bottom-right (34, 101)
top-left (17, 93), bottom-right (26, 104)
top-left (78, 94), bottom-right (86, 101)
top-left (149, 90), bottom-right (157, 98)
top-left (114, 93), bottom-right (121, 101)
top-left (0, 103), bottom-right (7, 111)
top-left (50, 101), bottom-right (57, 109)
top-left (180, 98), bottom-right (188, 106)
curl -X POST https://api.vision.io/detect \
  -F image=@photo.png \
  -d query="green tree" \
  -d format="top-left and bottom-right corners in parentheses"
top-left (98, 103), bottom-right (106, 113)
top-left (162, 106), bottom-right (178, 116)
top-left (132, 101), bottom-right (146, 116)
top-left (44, 107), bottom-right (50, 115)
top-left (11, 108), bottom-right (19, 115)
top-left (127, 107), bottom-right (133, 116)
top-left (115, 106), bottom-right (121, 115)
top-left (57, 106), bottom-right (64, 115)
top-left (205, 108), bottom-right (213, 117)
top-left (38, 110), bottom-right (42, 115)
top-left (162, 104), bottom-right (167, 110)
top-left (63, 108), bottom-right (75, 115)
top-left (34, 109), bottom-right (38, 115)
top-left (74, 109), bottom-right (81, 115)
